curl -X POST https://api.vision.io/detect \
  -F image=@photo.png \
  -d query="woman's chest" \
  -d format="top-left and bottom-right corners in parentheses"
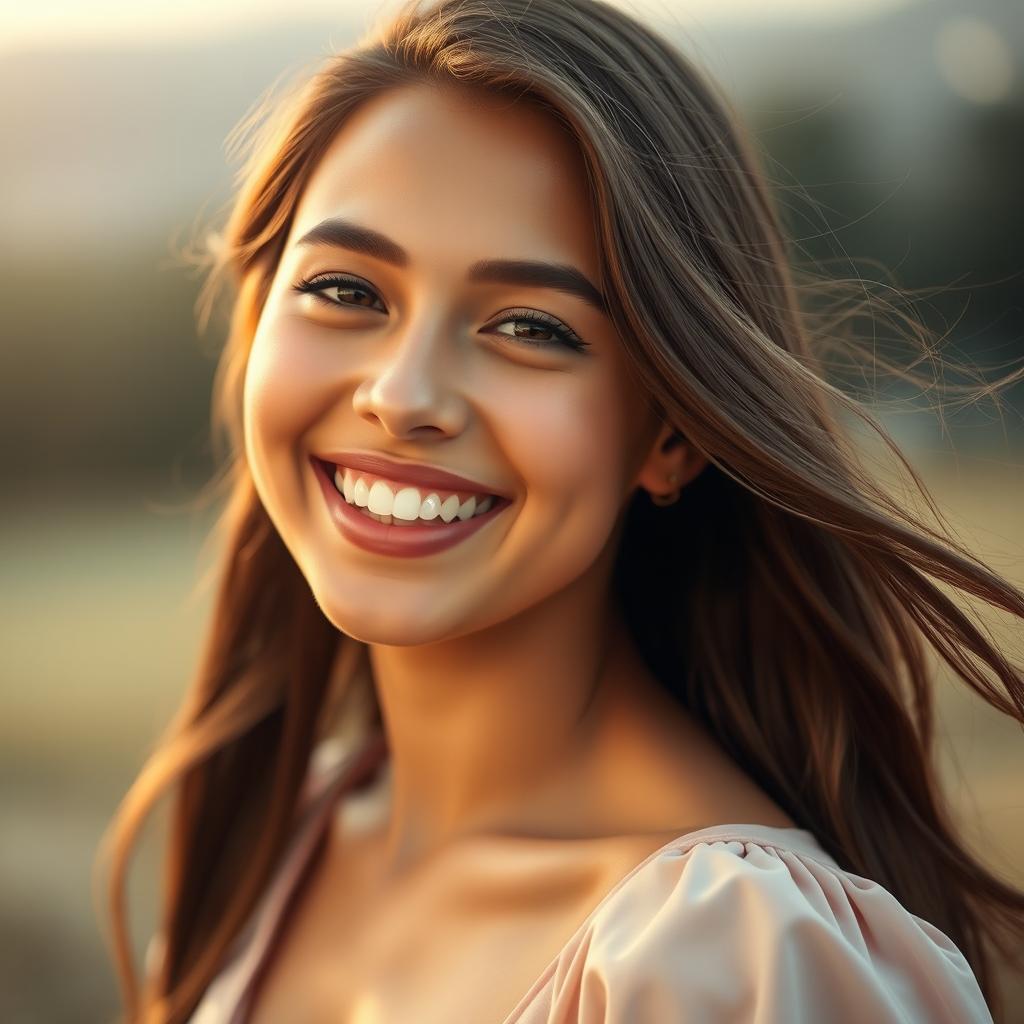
top-left (246, 828), bottom-right (672, 1024)
top-left (249, 913), bottom-right (569, 1024)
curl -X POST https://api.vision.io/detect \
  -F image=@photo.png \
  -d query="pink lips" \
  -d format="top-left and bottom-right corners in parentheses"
top-left (311, 456), bottom-right (511, 558)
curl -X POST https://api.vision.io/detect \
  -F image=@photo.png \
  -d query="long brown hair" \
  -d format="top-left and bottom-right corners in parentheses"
top-left (94, 1), bottom-right (1024, 1020)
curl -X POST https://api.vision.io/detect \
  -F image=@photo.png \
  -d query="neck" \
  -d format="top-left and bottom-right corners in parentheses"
top-left (363, 571), bottom-right (651, 875)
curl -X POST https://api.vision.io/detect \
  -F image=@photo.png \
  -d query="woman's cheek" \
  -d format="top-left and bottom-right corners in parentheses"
top-left (241, 325), bottom-right (324, 520)
top-left (245, 319), bottom-right (330, 447)
top-left (498, 373), bottom-right (629, 524)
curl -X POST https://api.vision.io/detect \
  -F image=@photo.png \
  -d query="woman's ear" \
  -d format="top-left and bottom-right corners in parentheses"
top-left (633, 423), bottom-right (708, 502)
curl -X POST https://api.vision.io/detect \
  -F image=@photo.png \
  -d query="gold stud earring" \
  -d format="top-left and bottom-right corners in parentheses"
top-left (650, 471), bottom-right (681, 507)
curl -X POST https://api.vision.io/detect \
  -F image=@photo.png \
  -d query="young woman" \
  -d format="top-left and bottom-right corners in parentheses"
top-left (98, 0), bottom-right (1024, 1020)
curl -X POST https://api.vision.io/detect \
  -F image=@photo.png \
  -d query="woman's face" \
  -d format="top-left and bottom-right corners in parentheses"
top-left (244, 82), bottom-right (666, 646)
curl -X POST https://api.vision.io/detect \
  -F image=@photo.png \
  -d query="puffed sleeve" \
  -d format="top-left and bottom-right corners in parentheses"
top-left (565, 838), bottom-right (993, 1023)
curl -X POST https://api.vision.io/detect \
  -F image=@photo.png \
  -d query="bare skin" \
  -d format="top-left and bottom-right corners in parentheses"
top-left (244, 80), bottom-right (795, 1022)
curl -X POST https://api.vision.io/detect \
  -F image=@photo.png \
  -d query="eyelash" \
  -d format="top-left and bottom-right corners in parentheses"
top-left (290, 273), bottom-right (590, 353)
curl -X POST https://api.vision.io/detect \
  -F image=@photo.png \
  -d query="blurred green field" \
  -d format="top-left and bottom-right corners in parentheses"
top-left (1, 453), bottom-right (1022, 1021)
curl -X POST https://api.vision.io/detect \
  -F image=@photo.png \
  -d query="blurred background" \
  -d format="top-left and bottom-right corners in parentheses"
top-left (1, 0), bottom-right (1022, 1020)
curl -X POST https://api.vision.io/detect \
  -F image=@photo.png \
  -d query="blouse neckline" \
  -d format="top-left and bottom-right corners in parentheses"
top-left (228, 736), bottom-right (838, 1023)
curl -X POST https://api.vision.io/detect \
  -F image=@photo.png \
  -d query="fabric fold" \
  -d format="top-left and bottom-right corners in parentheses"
top-left (174, 741), bottom-right (993, 1024)
top-left (532, 836), bottom-right (992, 1023)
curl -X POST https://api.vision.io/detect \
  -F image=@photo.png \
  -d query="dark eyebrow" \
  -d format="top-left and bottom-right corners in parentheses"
top-left (293, 217), bottom-right (609, 316)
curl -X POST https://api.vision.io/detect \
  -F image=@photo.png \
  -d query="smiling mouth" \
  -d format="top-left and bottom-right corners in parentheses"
top-left (317, 457), bottom-right (509, 526)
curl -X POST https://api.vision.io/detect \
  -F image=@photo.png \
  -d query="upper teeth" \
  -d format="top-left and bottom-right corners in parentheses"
top-left (334, 467), bottom-right (494, 523)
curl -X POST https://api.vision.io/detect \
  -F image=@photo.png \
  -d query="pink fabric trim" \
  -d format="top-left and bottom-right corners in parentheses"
top-left (186, 744), bottom-right (992, 1023)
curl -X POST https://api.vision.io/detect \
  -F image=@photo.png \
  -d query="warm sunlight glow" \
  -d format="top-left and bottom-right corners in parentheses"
top-left (934, 17), bottom-right (1015, 105)
top-left (1, 0), bottom-right (916, 52)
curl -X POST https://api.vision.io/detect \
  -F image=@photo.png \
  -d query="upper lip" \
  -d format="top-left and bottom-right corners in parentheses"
top-left (314, 451), bottom-right (512, 499)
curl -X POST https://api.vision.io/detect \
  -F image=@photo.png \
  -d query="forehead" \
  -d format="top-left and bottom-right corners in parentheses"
top-left (288, 82), bottom-right (600, 277)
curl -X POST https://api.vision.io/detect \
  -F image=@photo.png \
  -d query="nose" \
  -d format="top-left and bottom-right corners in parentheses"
top-left (351, 322), bottom-right (469, 440)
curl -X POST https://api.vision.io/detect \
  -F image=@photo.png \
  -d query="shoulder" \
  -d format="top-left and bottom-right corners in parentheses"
top-left (569, 828), bottom-right (993, 1024)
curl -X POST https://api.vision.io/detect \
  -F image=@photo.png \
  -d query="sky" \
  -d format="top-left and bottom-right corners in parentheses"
top-left (0, 0), bottom-right (916, 52)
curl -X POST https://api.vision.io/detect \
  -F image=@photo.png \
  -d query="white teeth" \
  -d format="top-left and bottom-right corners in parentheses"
top-left (353, 476), bottom-right (370, 508)
top-left (367, 480), bottom-right (394, 515)
top-left (331, 467), bottom-right (499, 524)
top-left (391, 486), bottom-right (423, 521)
top-left (419, 492), bottom-right (442, 520)
top-left (439, 494), bottom-right (461, 523)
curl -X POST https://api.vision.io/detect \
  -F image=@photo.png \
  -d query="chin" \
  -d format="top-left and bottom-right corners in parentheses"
top-left (310, 589), bottom-right (467, 648)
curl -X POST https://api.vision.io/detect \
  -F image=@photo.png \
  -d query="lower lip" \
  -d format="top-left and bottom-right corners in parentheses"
top-left (311, 458), bottom-right (512, 558)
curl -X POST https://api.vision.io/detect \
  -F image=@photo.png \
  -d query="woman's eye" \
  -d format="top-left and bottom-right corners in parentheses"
top-left (290, 274), bottom-right (589, 354)
top-left (291, 273), bottom-right (386, 313)
top-left (487, 309), bottom-right (589, 353)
